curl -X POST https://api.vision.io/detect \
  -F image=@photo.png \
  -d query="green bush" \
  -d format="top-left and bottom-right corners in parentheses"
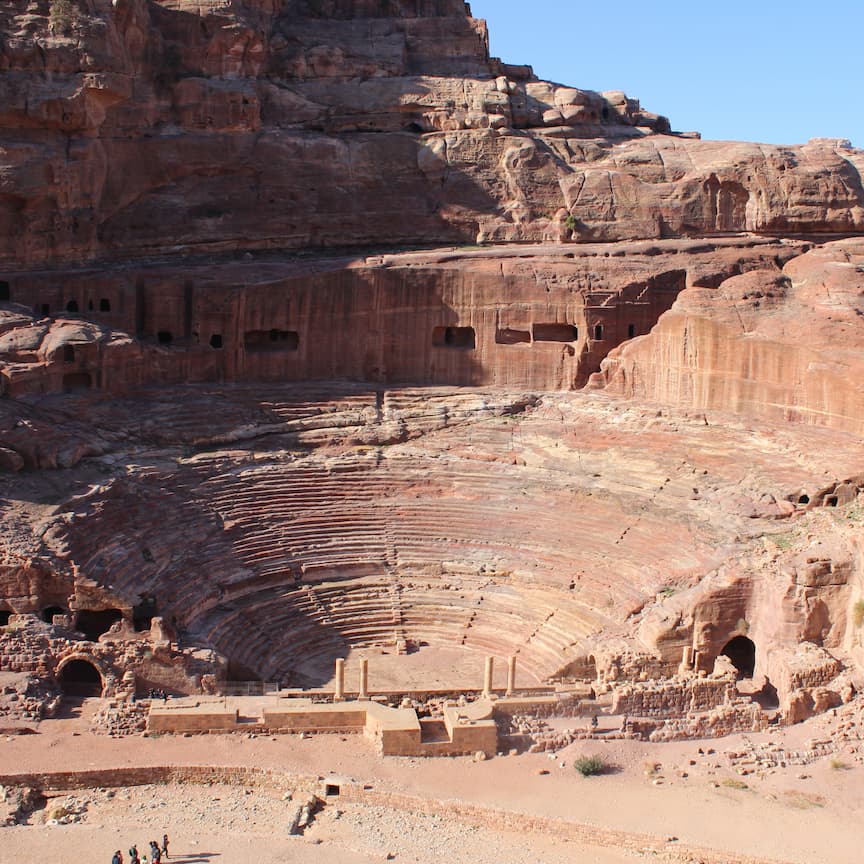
top-left (853, 600), bottom-right (864, 628)
top-left (573, 755), bottom-right (608, 777)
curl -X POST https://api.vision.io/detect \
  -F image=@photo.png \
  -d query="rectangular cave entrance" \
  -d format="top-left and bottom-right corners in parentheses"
top-left (62, 372), bottom-right (92, 391)
top-left (75, 608), bottom-right (123, 641)
top-left (532, 323), bottom-right (578, 342)
top-left (0, 281), bottom-right (9, 302)
top-left (432, 326), bottom-right (476, 349)
top-left (245, 329), bottom-right (299, 352)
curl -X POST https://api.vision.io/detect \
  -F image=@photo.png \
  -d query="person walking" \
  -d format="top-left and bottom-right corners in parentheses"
top-left (161, 833), bottom-right (170, 859)
top-left (112, 852), bottom-right (123, 864)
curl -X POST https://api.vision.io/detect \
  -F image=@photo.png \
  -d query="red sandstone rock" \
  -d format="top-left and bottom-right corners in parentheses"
top-left (598, 239), bottom-right (864, 436)
top-left (0, 2), bottom-right (861, 267)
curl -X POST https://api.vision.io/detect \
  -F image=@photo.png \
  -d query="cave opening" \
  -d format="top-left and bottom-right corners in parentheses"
top-left (75, 608), bottom-right (123, 641)
top-left (63, 345), bottom-right (75, 363)
top-left (62, 372), bottom-right (92, 391)
top-left (0, 280), bottom-right (9, 301)
top-left (58, 659), bottom-right (103, 698)
top-left (721, 635), bottom-right (756, 679)
top-left (209, 333), bottom-right (223, 349)
top-left (42, 606), bottom-right (66, 624)
top-left (99, 298), bottom-right (111, 312)
top-left (532, 323), bottom-right (578, 342)
top-left (0, 610), bottom-right (11, 626)
top-left (133, 597), bottom-right (157, 632)
top-left (433, 326), bottom-right (476, 349)
top-left (628, 324), bottom-right (635, 339)
top-left (157, 331), bottom-right (173, 345)
top-left (66, 299), bottom-right (79, 313)
top-left (594, 324), bottom-right (604, 340)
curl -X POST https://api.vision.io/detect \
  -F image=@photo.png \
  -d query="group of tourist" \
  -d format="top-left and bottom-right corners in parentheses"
top-left (147, 688), bottom-right (169, 702)
top-left (111, 835), bottom-right (169, 864)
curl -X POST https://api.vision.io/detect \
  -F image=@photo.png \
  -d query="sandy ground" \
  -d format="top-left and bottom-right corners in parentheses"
top-left (4, 696), bottom-right (864, 864)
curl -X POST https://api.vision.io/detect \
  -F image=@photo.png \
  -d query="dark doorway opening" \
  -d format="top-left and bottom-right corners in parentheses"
top-left (63, 345), bottom-right (75, 363)
top-left (41, 303), bottom-right (50, 316)
top-left (433, 326), bottom-right (476, 349)
top-left (0, 281), bottom-right (9, 302)
top-left (157, 331), bottom-right (173, 345)
top-left (133, 597), bottom-right (157, 632)
top-left (42, 606), bottom-right (66, 624)
top-left (75, 609), bottom-right (123, 641)
top-left (99, 298), bottom-right (111, 312)
top-left (63, 372), bottom-right (92, 391)
top-left (209, 333), bottom-right (223, 349)
top-left (58, 659), bottom-right (103, 697)
top-left (532, 323), bottom-right (578, 342)
top-left (594, 324), bottom-right (604, 340)
top-left (721, 635), bottom-right (756, 679)
top-left (66, 300), bottom-right (79, 313)
top-left (0, 610), bottom-right (11, 626)
top-left (628, 324), bottom-right (636, 339)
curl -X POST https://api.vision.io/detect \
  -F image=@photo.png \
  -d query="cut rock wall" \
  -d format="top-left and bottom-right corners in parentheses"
top-left (599, 239), bottom-right (864, 436)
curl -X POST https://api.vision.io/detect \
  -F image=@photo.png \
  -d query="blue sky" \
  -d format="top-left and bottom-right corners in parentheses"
top-left (468, 1), bottom-right (862, 148)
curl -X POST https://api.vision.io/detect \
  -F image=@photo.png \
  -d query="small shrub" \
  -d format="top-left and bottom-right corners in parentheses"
top-left (769, 531), bottom-right (797, 550)
top-left (735, 618), bottom-right (750, 635)
top-left (830, 758), bottom-right (850, 771)
top-left (853, 600), bottom-right (864, 628)
top-left (573, 755), bottom-right (607, 777)
top-left (720, 777), bottom-right (749, 790)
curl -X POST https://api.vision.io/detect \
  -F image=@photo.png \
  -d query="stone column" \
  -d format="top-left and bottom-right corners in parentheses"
top-left (359, 658), bottom-right (369, 700)
top-left (334, 658), bottom-right (345, 702)
top-left (506, 655), bottom-right (517, 696)
top-left (483, 656), bottom-right (494, 697)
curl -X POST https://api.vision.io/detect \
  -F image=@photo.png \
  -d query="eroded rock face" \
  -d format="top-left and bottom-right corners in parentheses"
top-left (0, 237), bottom-right (804, 400)
top-left (598, 239), bottom-right (864, 436)
top-left (0, 1), bottom-right (863, 739)
top-left (1, 1), bottom-right (862, 267)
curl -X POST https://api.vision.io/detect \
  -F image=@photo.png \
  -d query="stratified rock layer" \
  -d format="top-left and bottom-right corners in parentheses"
top-left (599, 239), bottom-right (864, 436)
top-left (1, 1), bottom-right (862, 267)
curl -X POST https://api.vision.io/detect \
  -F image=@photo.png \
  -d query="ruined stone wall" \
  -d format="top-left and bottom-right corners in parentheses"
top-left (610, 675), bottom-right (733, 718)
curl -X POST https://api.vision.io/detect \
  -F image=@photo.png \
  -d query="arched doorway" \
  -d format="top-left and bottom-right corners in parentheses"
top-left (42, 606), bottom-right (66, 624)
top-left (721, 636), bottom-right (756, 679)
top-left (58, 658), bottom-right (103, 697)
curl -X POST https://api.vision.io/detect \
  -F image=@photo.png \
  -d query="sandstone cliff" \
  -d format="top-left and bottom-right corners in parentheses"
top-left (598, 239), bottom-right (864, 436)
top-left (1, 0), bottom-right (862, 268)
